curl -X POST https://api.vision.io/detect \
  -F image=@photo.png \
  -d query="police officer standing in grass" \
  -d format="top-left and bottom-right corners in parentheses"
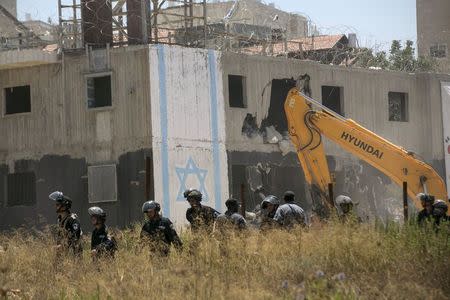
top-left (417, 193), bottom-right (435, 226)
top-left (49, 191), bottom-right (82, 257)
top-left (88, 206), bottom-right (117, 259)
top-left (274, 191), bottom-right (307, 228)
top-left (185, 189), bottom-right (220, 232)
top-left (334, 195), bottom-right (362, 224)
top-left (140, 201), bottom-right (182, 256)
top-left (431, 199), bottom-right (449, 231)
top-left (216, 198), bottom-right (247, 230)
top-left (260, 195), bottom-right (280, 229)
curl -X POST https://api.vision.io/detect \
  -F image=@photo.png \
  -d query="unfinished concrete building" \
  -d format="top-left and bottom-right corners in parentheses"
top-left (0, 0), bottom-right (50, 49)
top-left (417, 0), bottom-right (450, 72)
top-left (0, 0), bottom-right (449, 229)
top-left (1, 43), bottom-right (450, 228)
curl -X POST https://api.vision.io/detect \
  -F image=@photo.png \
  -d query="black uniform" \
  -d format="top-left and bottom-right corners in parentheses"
top-left (91, 225), bottom-right (117, 257)
top-left (432, 214), bottom-right (449, 227)
top-left (140, 217), bottom-right (182, 255)
top-left (217, 211), bottom-right (247, 230)
top-left (57, 213), bottom-right (82, 256)
top-left (186, 205), bottom-right (220, 231)
top-left (417, 209), bottom-right (432, 226)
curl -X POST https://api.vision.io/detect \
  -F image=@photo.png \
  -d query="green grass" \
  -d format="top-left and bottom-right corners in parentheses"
top-left (0, 221), bottom-right (449, 299)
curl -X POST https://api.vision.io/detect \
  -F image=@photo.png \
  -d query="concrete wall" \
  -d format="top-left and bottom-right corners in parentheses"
top-left (1, 44), bottom-right (450, 228)
top-left (0, 44), bottom-right (230, 228)
top-left (149, 45), bottom-right (228, 225)
top-left (221, 52), bottom-right (450, 220)
top-left (417, 0), bottom-right (450, 72)
top-left (0, 48), bottom-right (59, 70)
top-left (0, 46), bottom-right (152, 229)
top-left (0, 0), bottom-right (16, 17)
top-left (223, 54), bottom-right (448, 160)
top-left (0, 0), bottom-right (20, 39)
top-left (0, 47), bottom-right (150, 163)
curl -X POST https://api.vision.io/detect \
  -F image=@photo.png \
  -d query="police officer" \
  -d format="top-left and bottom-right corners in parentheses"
top-left (335, 194), bottom-right (352, 216)
top-left (88, 206), bottom-right (117, 259)
top-left (217, 198), bottom-right (247, 230)
top-left (431, 199), bottom-right (449, 230)
top-left (273, 191), bottom-right (307, 228)
top-left (185, 189), bottom-right (220, 232)
top-left (140, 201), bottom-right (182, 256)
top-left (260, 195), bottom-right (280, 229)
top-left (417, 193), bottom-right (434, 226)
top-left (49, 191), bottom-right (82, 257)
top-left (335, 195), bottom-right (363, 224)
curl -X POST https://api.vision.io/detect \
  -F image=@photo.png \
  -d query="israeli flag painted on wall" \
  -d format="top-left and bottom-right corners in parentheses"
top-left (149, 45), bottom-right (229, 225)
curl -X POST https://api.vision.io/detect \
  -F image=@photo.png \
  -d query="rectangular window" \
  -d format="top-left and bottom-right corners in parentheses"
top-left (88, 164), bottom-right (117, 203)
top-left (4, 85), bottom-right (31, 115)
top-left (322, 86), bottom-right (344, 115)
top-left (7, 172), bottom-right (36, 207)
top-left (388, 92), bottom-right (408, 122)
top-left (430, 44), bottom-right (447, 58)
top-left (228, 75), bottom-right (247, 108)
top-left (87, 75), bottom-right (112, 108)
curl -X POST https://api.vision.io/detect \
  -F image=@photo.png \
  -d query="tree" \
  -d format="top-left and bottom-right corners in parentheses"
top-left (416, 55), bottom-right (438, 72)
top-left (353, 40), bottom-right (437, 72)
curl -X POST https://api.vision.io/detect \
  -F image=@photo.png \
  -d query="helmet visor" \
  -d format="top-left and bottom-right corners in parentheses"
top-left (49, 191), bottom-right (64, 202)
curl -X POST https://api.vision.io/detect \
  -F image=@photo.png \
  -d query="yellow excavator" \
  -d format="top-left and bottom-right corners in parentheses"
top-left (284, 85), bottom-right (448, 216)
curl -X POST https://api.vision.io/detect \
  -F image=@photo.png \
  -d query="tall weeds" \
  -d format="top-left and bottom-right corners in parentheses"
top-left (0, 221), bottom-right (449, 299)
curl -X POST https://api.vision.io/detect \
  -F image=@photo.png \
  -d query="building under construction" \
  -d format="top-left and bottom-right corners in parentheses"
top-left (55, 0), bottom-right (309, 49)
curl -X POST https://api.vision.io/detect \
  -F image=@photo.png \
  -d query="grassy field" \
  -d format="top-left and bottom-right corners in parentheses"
top-left (0, 221), bottom-right (449, 299)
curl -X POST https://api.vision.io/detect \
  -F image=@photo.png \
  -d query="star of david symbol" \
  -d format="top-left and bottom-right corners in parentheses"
top-left (176, 157), bottom-right (209, 201)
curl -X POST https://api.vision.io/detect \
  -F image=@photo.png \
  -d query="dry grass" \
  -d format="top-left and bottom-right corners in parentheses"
top-left (0, 221), bottom-right (449, 299)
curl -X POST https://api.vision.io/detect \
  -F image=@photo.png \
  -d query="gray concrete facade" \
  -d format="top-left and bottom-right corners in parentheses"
top-left (0, 46), bottom-right (152, 229)
top-left (0, 45), bottom-right (449, 229)
top-left (221, 52), bottom-right (450, 220)
top-left (417, 0), bottom-right (450, 72)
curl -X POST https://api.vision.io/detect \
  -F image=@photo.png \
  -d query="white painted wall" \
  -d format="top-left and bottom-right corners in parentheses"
top-left (149, 45), bottom-right (229, 225)
top-left (441, 82), bottom-right (450, 199)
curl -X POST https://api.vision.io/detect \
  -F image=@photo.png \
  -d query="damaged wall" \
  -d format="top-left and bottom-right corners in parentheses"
top-left (1, 44), bottom-right (449, 228)
top-left (149, 45), bottom-right (229, 225)
top-left (227, 151), bottom-right (308, 211)
top-left (222, 52), bottom-right (450, 220)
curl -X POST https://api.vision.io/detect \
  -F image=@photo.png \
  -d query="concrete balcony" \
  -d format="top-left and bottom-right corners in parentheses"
top-left (0, 45), bottom-right (59, 70)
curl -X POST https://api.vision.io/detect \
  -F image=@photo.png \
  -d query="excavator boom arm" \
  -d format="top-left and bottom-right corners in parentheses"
top-left (284, 88), bottom-right (447, 211)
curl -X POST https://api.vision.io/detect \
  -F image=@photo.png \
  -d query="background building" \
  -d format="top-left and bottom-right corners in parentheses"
top-left (417, 0), bottom-right (450, 72)
top-left (139, 0), bottom-right (309, 50)
top-left (0, 0), bottom-right (54, 49)
top-left (0, 0), bottom-right (16, 17)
